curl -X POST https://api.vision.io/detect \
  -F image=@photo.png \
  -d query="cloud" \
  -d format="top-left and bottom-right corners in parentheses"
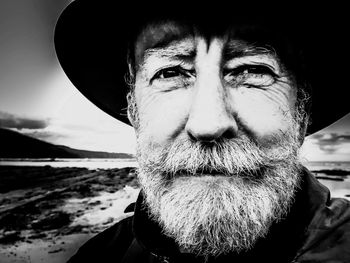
top-left (0, 111), bottom-right (49, 130)
top-left (19, 129), bottom-right (66, 143)
top-left (309, 132), bottom-right (350, 154)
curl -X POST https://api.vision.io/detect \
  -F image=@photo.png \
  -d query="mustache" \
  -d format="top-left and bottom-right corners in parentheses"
top-left (172, 166), bottom-right (267, 179)
top-left (138, 132), bottom-right (298, 180)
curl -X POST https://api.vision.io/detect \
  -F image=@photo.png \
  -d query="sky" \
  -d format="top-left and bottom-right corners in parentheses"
top-left (0, 1), bottom-right (349, 161)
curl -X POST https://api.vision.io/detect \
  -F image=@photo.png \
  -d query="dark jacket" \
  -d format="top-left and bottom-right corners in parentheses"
top-left (68, 168), bottom-right (350, 263)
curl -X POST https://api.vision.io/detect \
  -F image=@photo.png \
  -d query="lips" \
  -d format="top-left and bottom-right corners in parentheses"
top-left (171, 168), bottom-right (221, 176)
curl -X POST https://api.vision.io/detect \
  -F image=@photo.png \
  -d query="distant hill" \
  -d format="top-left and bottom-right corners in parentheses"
top-left (0, 128), bottom-right (134, 159)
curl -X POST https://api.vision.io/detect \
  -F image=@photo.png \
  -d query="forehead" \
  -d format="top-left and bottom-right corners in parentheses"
top-left (134, 20), bottom-right (282, 65)
top-left (134, 21), bottom-right (193, 66)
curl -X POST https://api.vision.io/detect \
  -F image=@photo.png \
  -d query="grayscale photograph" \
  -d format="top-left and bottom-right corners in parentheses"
top-left (0, 1), bottom-right (350, 262)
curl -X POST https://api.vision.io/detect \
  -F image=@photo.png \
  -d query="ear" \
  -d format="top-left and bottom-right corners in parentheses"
top-left (299, 111), bottom-right (313, 144)
top-left (126, 91), bottom-right (139, 129)
top-left (298, 116), bottom-right (309, 146)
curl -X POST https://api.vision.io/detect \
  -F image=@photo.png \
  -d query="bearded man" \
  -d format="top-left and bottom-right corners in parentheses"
top-left (55, 2), bottom-right (350, 262)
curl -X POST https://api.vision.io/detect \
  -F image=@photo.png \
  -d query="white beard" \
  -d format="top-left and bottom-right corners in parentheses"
top-left (136, 131), bottom-right (302, 258)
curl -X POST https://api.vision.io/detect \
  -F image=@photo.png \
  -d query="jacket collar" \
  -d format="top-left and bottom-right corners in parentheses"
top-left (131, 167), bottom-right (331, 261)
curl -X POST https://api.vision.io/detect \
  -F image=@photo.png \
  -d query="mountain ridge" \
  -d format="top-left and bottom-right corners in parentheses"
top-left (0, 128), bottom-right (134, 159)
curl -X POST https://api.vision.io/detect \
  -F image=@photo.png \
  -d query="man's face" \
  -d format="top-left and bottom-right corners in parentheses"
top-left (133, 22), bottom-right (297, 148)
top-left (130, 21), bottom-right (304, 258)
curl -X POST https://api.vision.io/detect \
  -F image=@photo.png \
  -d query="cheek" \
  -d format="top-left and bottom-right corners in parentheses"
top-left (231, 86), bottom-right (296, 139)
top-left (135, 86), bottom-right (191, 145)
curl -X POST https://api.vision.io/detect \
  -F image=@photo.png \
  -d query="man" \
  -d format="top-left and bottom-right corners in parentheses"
top-left (55, 1), bottom-right (350, 262)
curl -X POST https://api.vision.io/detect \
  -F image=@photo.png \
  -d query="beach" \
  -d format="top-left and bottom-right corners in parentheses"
top-left (0, 162), bottom-right (349, 263)
top-left (0, 165), bottom-right (139, 263)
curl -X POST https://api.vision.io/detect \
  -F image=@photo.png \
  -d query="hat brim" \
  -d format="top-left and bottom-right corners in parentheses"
top-left (54, 1), bottom-right (349, 135)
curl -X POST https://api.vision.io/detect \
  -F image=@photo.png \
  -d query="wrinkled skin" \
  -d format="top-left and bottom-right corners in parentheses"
top-left (133, 21), bottom-right (297, 146)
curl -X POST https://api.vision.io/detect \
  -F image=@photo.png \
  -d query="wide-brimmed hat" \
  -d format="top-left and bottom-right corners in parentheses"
top-left (54, 1), bottom-right (349, 135)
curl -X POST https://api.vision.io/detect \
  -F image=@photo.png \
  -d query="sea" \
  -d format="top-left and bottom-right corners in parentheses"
top-left (0, 158), bottom-right (138, 169)
top-left (304, 161), bottom-right (350, 172)
top-left (304, 161), bottom-right (350, 200)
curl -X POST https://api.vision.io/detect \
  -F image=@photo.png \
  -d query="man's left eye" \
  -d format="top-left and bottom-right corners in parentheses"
top-left (224, 65), bottom-right (278, 87)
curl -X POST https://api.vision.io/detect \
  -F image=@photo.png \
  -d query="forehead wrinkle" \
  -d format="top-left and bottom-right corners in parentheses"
top-left (142, 41), bottom-right (196, 66)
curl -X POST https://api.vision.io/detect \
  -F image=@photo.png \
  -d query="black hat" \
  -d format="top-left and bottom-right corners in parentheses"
top-left (54, 1), bottom-right (349, 135)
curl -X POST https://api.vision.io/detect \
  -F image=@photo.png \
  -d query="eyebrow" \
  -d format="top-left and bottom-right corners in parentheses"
top-left (144, 43), bottom-right (196, 61)
top-left (223, 41), bottom-right (277, 60)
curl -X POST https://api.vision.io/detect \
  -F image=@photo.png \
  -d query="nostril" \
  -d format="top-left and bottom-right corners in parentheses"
top-left (187, 131), bottom-right (197, 142)
top-left (222, 128), bottom-right (236, 139)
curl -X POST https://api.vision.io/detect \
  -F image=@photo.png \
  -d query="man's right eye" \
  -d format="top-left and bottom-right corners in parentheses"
top-left (156, 68), bottom-right (181, 79)
top-left (152, 66), bottom-right (192, 81)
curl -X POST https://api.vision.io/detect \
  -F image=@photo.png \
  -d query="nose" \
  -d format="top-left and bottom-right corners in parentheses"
top-left (185, 73), bottom-right (238, 142)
